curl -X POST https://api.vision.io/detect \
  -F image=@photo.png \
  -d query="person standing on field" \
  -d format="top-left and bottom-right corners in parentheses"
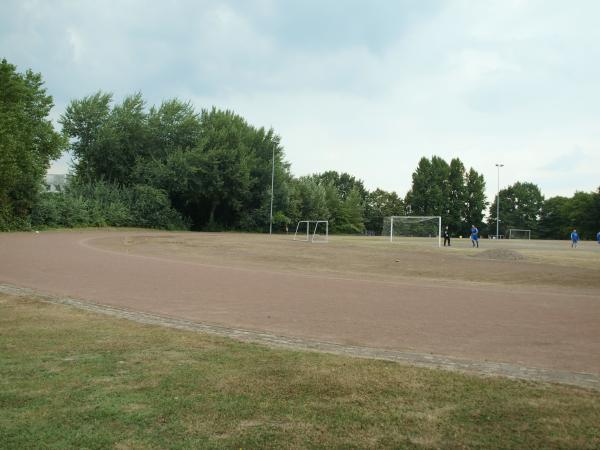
top-left (443, 226), bottom-right (451, 247)
top-left (571, 229), bottom-right (579, 248)
top-left (597, 230), bottom-right (600, 244)
top-left (470, 225), bottom-right (479, 248)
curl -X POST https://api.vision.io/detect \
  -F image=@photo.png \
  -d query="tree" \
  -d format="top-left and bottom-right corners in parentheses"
top-left (364, 188), bottom-right (404, 234)
top-left (146, 99), bottom-right (202, 158)
top-left (406, 156), bottom-right (450, 217)
top-left (193, 108), bottom-right (290, 230)
top-left (405, 156), bottom-right (486, 236)
top-left (59, 91), bottom-right (112, 182)
top-left (0, 59), bottom-right (65, 229)
top-left (61, 92), bottom-right (148, 185)
top-left (539, 196), bottom-right (570, 239)
top-left (463, 168), bottom-right (487, 236)
top-left (446, 158), bottom-right (467, 233)
top-left (316, 171), bottom-right (367, 202)
top-left (334, 187), bottom-right (365, 234)
top-left (288, 176), bottom-right (329, 224)
top-left (237, 126), bottom-right (291, 232)
top-left (566, 190), bottom-right (600, 240)
top-left (62, 94), bottom-right (292, 231)
top-left (488, 182), bottom-right (543, 237)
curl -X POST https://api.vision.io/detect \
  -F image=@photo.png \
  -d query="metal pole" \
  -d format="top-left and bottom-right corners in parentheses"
top-left (269, 146), bottom-right (275, 236)
top-left (495, 163), bottom-right (503, 238)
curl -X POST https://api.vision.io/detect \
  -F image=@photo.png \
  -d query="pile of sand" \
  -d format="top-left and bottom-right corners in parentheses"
top-left (473, 248), bottom-right (526, 261)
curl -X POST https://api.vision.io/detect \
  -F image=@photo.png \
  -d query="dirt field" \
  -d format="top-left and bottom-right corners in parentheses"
top-left (100, 232), bottom-right (600, 289)
top-left (1, 230), bottom-right (599, 377)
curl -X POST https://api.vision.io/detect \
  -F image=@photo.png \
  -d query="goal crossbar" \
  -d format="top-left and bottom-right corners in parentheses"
top-left (384, 216), bottom-right (442, 247)
top-left (508, 228), bottom-right (531, 239)
top-left (293, 220), bottom-right (329, 243)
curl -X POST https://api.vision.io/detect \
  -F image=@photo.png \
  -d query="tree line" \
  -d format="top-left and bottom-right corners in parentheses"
top-left (1, 59), bottom-right (599, 239)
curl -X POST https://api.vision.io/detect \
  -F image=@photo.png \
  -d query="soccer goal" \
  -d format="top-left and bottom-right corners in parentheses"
top-left (294, 220), bottom-right (329, 243)
top-left (508, 229), bottom-right (531, 240)
top-left (382, 216), bottom-right (441, 247)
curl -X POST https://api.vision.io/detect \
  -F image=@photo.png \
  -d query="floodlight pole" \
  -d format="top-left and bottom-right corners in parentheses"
top-left (269, 146), bottom-right (275, 236)
top-left (495, 163), bottom-right (503, 238)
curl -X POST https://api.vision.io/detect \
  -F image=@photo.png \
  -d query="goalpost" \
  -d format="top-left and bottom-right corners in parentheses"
top-left (508, 228), bottom-right (531, 240)
top-left (293, 220), bottom-right (329, 243)
top-left (382, 216), bottom-right (441, 247)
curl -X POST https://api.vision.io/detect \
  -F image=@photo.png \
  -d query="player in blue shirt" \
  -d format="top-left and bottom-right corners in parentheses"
top-left (596, 230), bottom-right (600, 244)
top-left (570, 229), bottom-right (579, 248)
top-left (470, 225), bottom-right (479, 248)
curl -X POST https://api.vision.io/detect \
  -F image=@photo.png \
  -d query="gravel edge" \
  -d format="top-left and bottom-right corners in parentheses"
top-left (2, 283), bottom-right (598, 391)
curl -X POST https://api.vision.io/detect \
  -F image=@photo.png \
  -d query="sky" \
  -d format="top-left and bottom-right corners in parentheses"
top-left (2, 0), bottom-right (599, 203)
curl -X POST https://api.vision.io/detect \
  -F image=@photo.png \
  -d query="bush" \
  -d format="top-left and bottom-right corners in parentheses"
top-left (0, 204), bottom-right (31, 231)
top-left (29, 181), bottom-right (189, 231)
top-left (30, 192), bottom-right (62, 227)
top-left (128, 185), bottom-right (188, 230)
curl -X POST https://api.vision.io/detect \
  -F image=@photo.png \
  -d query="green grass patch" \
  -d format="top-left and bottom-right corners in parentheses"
top-left (1, 294), bottom-right (599, 449)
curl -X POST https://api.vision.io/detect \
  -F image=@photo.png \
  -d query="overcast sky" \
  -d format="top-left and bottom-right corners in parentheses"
top-left (2, 0), bottom-right (599, 202)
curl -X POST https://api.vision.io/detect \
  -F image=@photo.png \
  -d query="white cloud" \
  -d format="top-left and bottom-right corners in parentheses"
top-left (1, 0), bottom-right (596, 203)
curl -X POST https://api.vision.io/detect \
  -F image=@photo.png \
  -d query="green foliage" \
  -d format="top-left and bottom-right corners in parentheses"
top-left (0, 59), bottom-right (65, 229)
top-left (406, 156), bottom-right (448, 217)
top-left (128, 184), bottom-right (188, 230)
top-left (146, 99), bottom-right (202, 158)
top-left (30, 181), bottom-right (187, 230)
top-left (62, 97), bottom-right (291, 231)
top-left (315, 171), bottom-right (367, 202)
top-left (364, 189), bottom-right (404, 234)
top-left (60, 92), bottom-right (149, 184)
top-left (55, 88), bottom-right (498, 236)
top-left (6, 62), bottom-right (597, 237)
top-left (538, 196), bottom-right (570, 239)
top-left (405, 156), bottom-right (486, 236)
top-left (289, 176), bottom-right (329, 222)
top-left (463, 168), bottom-right (487, 236)
top-left (488, 182), bottom-right (544, 237)
top-left (59, 91), bottom-right (112, 182)
top-left (287, 173), bottom-right (366, 234)
top-left (447, 158), bottom-right (467, 233)
top-left (334, 187), bottom-right (365, 234)
top-left (539, 188), bottom-right (600, 240)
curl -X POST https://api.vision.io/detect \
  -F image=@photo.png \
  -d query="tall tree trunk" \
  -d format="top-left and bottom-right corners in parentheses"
top-left (208, 200), bottom-right (218, 227)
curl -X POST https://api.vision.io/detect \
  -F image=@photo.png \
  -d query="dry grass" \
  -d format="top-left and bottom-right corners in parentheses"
top-left (93, 232), bottom-right (600, 290)
top-left (1, 293), bottom-right (600, 449)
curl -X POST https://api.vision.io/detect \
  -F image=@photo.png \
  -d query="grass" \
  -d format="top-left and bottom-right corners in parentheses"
top-left (1, 293), bottom-right (599, 449)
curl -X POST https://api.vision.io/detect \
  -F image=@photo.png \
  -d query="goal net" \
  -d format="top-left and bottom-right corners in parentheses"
top-left (294, 220), bottom-right (329, 243)
top-left (382, 216), bottom-right (441, 247)
top-left (508, 229), bottom-right (531, 240)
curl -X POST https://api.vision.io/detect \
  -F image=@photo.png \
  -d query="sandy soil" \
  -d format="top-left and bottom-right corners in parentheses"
top-left (100, 232), bottom-right (600, 289)
top-left (1, 230), bottom-right (599, 374)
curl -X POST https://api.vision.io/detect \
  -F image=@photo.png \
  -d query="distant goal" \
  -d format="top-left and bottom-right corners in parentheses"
top-left (382, 216), bottom-right (441, 247)
top-left (293, 220), bottom-right (329, 243)
top-left (508, 229), bottom-right (531, 240)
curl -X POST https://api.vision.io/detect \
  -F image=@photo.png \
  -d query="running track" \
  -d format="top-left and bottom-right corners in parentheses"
top-left (1, 231), bottom-right (599, 375)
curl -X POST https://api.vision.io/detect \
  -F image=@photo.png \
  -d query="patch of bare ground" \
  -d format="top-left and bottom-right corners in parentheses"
top-left (93, 233), bottom-right (600, 290)
top-left (473, 248), bottom-right (526, 261)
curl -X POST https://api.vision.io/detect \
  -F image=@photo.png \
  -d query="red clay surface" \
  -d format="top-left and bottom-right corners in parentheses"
top-left (1, 230), bottom-right (599, 374)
